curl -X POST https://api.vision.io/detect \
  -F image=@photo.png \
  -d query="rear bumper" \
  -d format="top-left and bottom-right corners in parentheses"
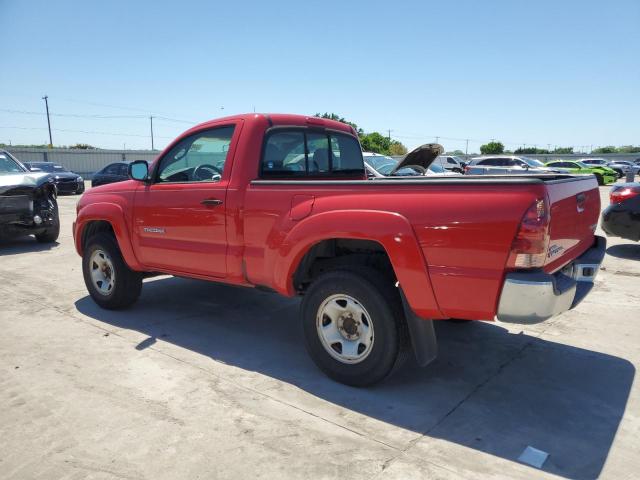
top-left (496, 236), bottom-right (606, 324)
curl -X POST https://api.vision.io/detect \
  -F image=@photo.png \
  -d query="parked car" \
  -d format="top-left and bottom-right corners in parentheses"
top-left (591, 159), bottom-right (640, 178)
top-left (544, 160), bottom-right (617, 185)
top-left (363, 151), bottom-right (460, 177)
top-left (0, 150), bottom-right (60, 242)
top-left (74, 113), bottom-right (604, 386)
top-left (433, 155), bottom-right (466, 173)
top-left (91, 162), bottom-right (131, 187)
top-left (601, 183), bottom-right (640, 242)
top-left (465, 155), bottom-right (567, 175)
top-left (24, 161), bottom-right (85, 194)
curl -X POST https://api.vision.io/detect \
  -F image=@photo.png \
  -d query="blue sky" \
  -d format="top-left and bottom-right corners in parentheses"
top-left (1, 0), bottom-right (638, 152)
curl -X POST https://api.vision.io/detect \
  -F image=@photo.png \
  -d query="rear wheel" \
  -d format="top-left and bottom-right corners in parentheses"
top-left (82, 232), bottom-right (142, 309)
top-left (301, 267), bottom-right (409, 386)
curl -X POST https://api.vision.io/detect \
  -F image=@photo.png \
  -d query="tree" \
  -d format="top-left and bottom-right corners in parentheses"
top-left (480, 141), bottom-right (505, 154)
top-left (447, 150), bottom-right (465, 155)
top-left (553, 147), bottom-right (573, 154)
top-left (69, 143), bottom-right (96, 150)
top-left (360, 132), bottom-right (390, 154)
top-left (592, 146), bottom-right (617, 154)
top-left (616, 145), bottom-right (640, 153)
top-left (314, 113), bottom-right (363, 136)
top-left (388, 141), bottom-right (407, 156)
top-left (514, 147), bottom-right (550, 154)
top-left (313, 113), bottom-right (407, 155)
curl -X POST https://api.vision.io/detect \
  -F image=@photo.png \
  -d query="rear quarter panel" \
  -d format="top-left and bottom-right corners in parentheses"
top-left (243, 181), bottom-right (544, 320)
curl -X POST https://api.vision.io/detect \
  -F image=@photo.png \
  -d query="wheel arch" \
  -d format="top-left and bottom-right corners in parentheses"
top-left (75, 203), bottom-right (142, 271)
top-left (272, 210), bottom-right (444, 319)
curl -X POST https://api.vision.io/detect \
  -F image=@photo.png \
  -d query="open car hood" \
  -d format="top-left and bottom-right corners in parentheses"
top-left (390, 143), bottom-right (444, 175)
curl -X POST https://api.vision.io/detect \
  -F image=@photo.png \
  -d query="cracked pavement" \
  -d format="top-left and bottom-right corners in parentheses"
top-left (0, 184), bottom-right (638, 479)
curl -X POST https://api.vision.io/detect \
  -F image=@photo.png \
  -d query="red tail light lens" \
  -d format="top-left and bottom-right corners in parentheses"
top-left (610, 186), bottom-right (640, 204)
top-left (507, 198), bottom-right (550, 269)
top-left (464, 166), bottom-right (471, 174)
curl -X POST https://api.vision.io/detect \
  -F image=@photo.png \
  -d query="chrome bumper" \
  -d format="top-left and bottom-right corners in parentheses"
top-left (496, 236), bottom-right (606, 324)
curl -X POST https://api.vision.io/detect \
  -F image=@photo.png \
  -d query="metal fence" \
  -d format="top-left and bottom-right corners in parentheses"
top-left (5, 147), bottom-right (640, 179)
top-left (5, 148), bottom-right (159, 178)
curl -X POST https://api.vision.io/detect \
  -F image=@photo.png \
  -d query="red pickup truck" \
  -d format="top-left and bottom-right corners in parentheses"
top-left (74, 113), bottom-right (605, 386)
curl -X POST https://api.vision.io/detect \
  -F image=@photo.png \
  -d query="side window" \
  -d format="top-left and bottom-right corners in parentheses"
top-left (479, 159), bottom-right (497, 166)
top-left (447, 157), bottom-right (456, 164)
top-left (307, 132), bottom-right (330, 173)
top-left (156, 126), bottom-right (235, 183)
top-left (104, 164), bottom-right (120, 174)
top-left (261, 129), bottom-right (363, 177)
top-left (118, 163), bottom-right (129, 176)
top-left (262, 131), bottom-right (307, 176)
top-left (330, 133), bottom-right (362, 173)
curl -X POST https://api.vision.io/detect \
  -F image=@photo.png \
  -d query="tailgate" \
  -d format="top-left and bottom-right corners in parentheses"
top-left (544, 176), bottom-right (600, 272)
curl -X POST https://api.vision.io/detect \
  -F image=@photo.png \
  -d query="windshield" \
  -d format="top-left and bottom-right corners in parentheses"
top-left (0, 153), bottom-right (27, 175)
top-left (575, 161), bottom-right (590, 168)
top-left (364, 155), bottom-right (422, 176)
top-left (32, 163), bottom-right (68, 173)
top-left (520, 157), bottom-right (546, 167)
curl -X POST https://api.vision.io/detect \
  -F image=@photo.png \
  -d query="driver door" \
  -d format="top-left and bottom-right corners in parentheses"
top-left (132, 124), bottom-right (237, 278)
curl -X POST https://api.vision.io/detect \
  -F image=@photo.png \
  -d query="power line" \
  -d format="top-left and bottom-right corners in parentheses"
top-left (0, 125), bottom-right (175, 139)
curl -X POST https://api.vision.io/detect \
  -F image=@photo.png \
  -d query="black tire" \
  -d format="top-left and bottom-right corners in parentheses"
top-left (35, 194), bottom-right (60, 243)
top-left (594, 173), bottom-right (604, 186)
top-left (301, 267), bottom-right (410, 387)
top-left (82, 232), bottom-right (143, 309)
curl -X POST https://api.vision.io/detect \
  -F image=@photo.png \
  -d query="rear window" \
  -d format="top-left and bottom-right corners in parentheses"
top-left (261, 129), bottom-right (363, 178)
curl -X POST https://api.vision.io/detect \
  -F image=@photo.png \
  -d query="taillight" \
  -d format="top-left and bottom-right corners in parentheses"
top-left (507, 198), bottom-right (550, 269)
top-left (464, 166), bottom-right (471, 174)
top-left (610, 185), bottom-right (640, 204)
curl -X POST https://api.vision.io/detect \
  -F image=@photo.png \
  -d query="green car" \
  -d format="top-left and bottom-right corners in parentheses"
top-left (545, 160), bottom-right (617, 185)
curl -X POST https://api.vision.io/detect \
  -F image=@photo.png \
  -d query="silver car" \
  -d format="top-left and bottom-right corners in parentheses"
top-left (465, 155), bottom-right (565, 175)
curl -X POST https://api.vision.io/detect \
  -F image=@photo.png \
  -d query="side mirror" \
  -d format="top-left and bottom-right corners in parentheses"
top-left (129, 160), bottom-right (149, 182)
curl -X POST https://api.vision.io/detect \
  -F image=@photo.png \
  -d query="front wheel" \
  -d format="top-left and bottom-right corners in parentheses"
top-left (301, 267), bottom-right (409, 386)
top-left (35, 193), bottom-right (60, 243)
top-left (82, 232), bottom-right (143, 309)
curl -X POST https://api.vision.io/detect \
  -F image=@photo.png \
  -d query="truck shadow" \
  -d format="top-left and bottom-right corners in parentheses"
top-left (75, 276), bottom-right (634, 480)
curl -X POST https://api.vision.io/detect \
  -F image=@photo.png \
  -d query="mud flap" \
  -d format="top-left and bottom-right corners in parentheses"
top-left (399, 289), bottom-right (438, 367)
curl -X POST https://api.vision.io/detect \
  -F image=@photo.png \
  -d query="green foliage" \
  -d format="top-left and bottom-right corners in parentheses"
top-left (388, 141), bottom-right (408, 156)
top-left (480, 141), bottom-right (505, 154)
top-left (592, 146), bottom-right (617, 154)
top-left (69, 143), bottom-right (96, 150)
top-left (592, 145), bottom-right (640, 154)
top-left (447, 150), bottom-right (465, 155)
top-left (617, 145), bottom-right (640, 153)
top-left (515, 147), bottom-right (550, 154)
top-left (553, 147), bottom-right (574, 154)
top-left (314, 113), bottom-right (407, 155)
top-left (314, 113), bottom-right (363, 136)
top-left (360, 132), bottom-right (390, 154)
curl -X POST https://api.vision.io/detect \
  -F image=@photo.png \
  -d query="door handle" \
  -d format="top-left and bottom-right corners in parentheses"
top-left (201, 199), bottom-right (223, 206)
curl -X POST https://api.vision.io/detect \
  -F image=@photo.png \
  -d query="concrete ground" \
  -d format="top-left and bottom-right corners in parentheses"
top-left (0, 182), bottom-right (638, 480)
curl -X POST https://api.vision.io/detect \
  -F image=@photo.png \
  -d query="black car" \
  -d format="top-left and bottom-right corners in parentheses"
top-left (0, 150), bottom-right (60, 243)
top-left (601, 183), bottom-right (640, 242)
top-left (92, 162), bottom-right (131, 187)
top-left (24, 161), bottom-right (85, 195)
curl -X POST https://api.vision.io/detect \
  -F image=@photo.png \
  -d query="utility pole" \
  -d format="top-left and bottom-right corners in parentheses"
top-left (42, 95), bottom-right (53, 148)
top-left (435, 136), bottom-right (439, 144)
top-left (387, 129), bottom-right (391, 141)
top-left (150, 116), bottom-right (155, 150)
top-left (465, 139), bottom-right (469, 155)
